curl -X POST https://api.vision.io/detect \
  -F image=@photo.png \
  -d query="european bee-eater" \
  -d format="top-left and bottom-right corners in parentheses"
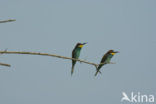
top-left (95, 50), bottom-right (119, 76)
top-left (71, 43), bottom-right (87, 75)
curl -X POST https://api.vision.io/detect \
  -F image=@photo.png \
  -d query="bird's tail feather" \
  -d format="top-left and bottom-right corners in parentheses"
top-left (94, 70), bottom-right (99, 76)
top-left (94, 67), bottom-right (100, 76)
top-left (71, 65), bottom-right (74, 76)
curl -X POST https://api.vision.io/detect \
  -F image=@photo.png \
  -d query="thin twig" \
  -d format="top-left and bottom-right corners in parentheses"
top-left (0, 19), bottom-right (16, 23)
top-left (0, 62), bottom-right (11, 67)
top-left (0, 51), bottom-right (99, 68)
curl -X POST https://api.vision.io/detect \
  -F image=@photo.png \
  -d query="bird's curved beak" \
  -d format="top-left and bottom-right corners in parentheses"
top-left (111, 51), bottom-right (119, 55)
top-left (82, 42), bottom-right (87, 45)
top-left (79, 43), bottom-right (87, 48)
top-left (114, 51), bottom-right (119, 53)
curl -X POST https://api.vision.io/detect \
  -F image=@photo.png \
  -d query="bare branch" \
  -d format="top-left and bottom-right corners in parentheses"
top-left (0, 62), bottom-right (11, 67)
top-left (0, 51), bottom-right (99, 68)
top-left (0, 19), bottom-right (16, 23)
top-left (108, 62), bottom-right (116, 64)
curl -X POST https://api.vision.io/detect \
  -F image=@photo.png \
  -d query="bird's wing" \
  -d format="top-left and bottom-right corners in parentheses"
top-left (72, 44), bottom-right (79, 58)
top-left (72, 48), bottom-right (76, 58)
top-left (100, 53), bottom-right (109, 64)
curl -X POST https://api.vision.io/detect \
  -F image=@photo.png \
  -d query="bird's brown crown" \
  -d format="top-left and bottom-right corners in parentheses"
top-left (108, 50), bottom-right (119, 55)
top-left (76, 43), bottom-right (87, 48)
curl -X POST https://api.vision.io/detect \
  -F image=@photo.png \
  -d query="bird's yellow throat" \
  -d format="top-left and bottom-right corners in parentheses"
top-left (79, 45), bottom-right (83, 48)
top-left (111, 52), bottom-right (116, 55)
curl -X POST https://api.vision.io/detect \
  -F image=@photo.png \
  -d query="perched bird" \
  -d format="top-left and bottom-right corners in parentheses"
top-left (95, 50), bottom-right (119, 76)
top-left (71, 43), bottom-right (87, 75)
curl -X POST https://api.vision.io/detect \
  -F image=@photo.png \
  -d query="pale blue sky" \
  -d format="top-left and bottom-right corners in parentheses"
top-left (0, 0), bottom-right (156, 104)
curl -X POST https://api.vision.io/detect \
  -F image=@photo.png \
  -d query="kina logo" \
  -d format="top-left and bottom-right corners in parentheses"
top-left (121, 92), bottom-right (155, 103)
